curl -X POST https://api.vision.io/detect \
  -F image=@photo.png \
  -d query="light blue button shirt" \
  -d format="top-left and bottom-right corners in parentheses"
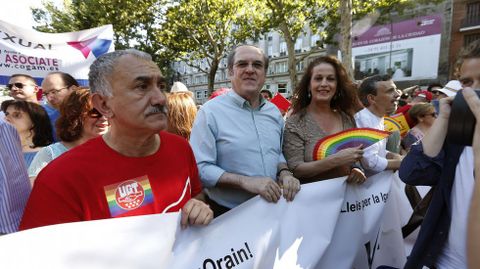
top-left (190, 90), bottom-right (286, 209)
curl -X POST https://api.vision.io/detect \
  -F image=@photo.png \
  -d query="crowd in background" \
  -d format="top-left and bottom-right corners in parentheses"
top-left (0, 39), bottom-right (480, 269)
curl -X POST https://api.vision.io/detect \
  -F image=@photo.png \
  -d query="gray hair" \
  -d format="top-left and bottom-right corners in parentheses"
top-left (88, 49), bottom-right (152, 96)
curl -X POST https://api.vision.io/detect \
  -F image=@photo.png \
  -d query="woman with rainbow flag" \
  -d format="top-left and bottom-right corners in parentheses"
top-left (283, 55), bottom-right (366, 184)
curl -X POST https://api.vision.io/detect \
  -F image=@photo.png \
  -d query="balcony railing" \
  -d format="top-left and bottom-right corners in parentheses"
top-left (461, 17), bottom-right (480, 29)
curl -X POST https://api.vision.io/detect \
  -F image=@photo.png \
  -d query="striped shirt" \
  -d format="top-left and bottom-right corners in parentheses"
top-left (0, 119), bottom-right (31, 234)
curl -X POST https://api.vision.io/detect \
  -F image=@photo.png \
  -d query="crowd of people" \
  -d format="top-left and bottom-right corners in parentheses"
top-left (1, 39), bottom-right (480, 269)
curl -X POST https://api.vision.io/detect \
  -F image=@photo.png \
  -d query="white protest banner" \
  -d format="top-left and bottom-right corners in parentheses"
top-left (0, 171), bottom-right (406, 269)
top-left (0, 20), bottom-right (114, 85)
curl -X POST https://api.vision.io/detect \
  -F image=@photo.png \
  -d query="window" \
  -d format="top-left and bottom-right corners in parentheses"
top-left (280, 41), bottom-right (287, 56)
top-left (267, 65), bottom-right (274, 75)
top-left (195, 76), bottom-right (201, 84)
top-left (267, 35), bottom-right (273, 41)
top-left (267, 44), bottom-right (273, 57)
top-left (465, 33), bottom-right (480, 46)
top-left (196, 91), bottom-right (202, 99)
top-left (278, 83), bottom-right (287, 93)
top-left (311, 34), bottom-right (320, 47)
top-left (295, 38), bottom-right (302, 53)
top-left (203, 90), bottom-right (208, 99)
top-left (464, 2), bottom-right (480, 28)
top-left (275, 61), bottom-right (287, 73)
top-left (296, 60), bottom-right (304, 72)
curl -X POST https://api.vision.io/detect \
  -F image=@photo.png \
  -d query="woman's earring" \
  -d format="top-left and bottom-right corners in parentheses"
top-left (307, 90), bottom-right (311, 99)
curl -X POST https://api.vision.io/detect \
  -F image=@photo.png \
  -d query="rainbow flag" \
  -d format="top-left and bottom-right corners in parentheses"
top-left (313, 128), bottom-right (391, 160)
top-left (384, 113), bottom-right (410, 137)
top-left (104, 175), bottom-right (154, 217)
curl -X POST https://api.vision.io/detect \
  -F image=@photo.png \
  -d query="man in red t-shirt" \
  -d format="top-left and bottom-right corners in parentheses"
top-left (20, 50), bottom-right (213, 230)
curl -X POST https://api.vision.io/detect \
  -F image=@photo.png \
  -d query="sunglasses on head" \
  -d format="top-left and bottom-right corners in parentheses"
top-left (6, 82), bottom-right (34, 90)
top-left (88, 108), bottom-right (103, 119)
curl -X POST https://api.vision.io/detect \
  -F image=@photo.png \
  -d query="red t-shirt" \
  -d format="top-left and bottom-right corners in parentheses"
top-left (20, 132), bottom-right (201, 230)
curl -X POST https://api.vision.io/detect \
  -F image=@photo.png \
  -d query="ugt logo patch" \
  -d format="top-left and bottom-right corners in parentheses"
top-left (104, 176), bottom-right (153, 217)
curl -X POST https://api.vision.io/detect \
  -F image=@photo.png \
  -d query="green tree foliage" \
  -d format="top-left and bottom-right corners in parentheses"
top-left (257, 0), bottom-right (326, 93)
top-left (32, 0), bottom-right (168, 73)
top-left (157, 0), bottom-right (265, 94)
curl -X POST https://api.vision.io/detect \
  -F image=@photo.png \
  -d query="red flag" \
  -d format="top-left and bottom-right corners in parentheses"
top-left (270, 93), bottom-right (291, 112)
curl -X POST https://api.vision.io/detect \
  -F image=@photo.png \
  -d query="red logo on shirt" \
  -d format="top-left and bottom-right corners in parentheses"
top-left (115, 180), bottom-right (145, 210)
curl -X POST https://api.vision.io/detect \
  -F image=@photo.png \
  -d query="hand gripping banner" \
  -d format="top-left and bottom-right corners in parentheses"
top-left (0, 171), bottom-right (407, 269)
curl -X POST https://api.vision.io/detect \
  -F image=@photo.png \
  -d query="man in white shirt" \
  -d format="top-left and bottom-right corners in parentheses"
top-left (355, 74), bottom-right (403, 175)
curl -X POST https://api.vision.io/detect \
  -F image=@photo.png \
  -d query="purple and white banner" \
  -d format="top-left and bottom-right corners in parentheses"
top-left (0, 172), bottom-right (409, 269)
top-left (352, 14), bottom-right (443, 81)
top-left (0, 20), bottom-right (114, 86)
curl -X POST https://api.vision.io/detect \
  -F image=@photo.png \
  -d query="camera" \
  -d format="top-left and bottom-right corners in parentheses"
top-left (447, 89), bottom-right (480, 146)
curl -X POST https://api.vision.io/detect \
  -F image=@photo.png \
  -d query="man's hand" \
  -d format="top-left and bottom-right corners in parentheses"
top-left (242, 177), bottom-right (282, 203)
top-left (278, 172), bottom-right (301, 202)
top-left (346, 168), bottom-right (367, 184)
top-left (180, 198), bottom-right (213, 229)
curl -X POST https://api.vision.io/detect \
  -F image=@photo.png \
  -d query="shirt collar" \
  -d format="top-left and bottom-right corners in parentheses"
top-left (228, 90), bottom-right (266, 110)
top-left (365, 107), bottom-right (383, 122)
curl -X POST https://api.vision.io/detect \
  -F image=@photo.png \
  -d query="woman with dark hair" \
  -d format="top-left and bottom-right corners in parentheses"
top-left (283, 55), bottom-right (365, 184)
top-left (28, 87), bottom-right (108, 183)
top-left (2, 100), bottom-right (53, 167)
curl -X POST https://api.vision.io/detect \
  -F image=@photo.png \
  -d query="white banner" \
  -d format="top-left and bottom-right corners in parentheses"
top-left (0, 20), bottom-right (114, 86)
top-left (0, 171), bottom-right (406, 269)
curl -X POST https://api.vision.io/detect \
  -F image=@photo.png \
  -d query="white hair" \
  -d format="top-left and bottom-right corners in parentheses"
top-left (88, 49), bottom-right (152, 96)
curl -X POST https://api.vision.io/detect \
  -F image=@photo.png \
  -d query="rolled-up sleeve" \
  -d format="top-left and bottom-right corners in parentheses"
top-left (360, 141), bottom-right (388, 173)
top-left (399, 142), bottom-right (444, 186)
top-left (189, 108), bottom-right (225, 188)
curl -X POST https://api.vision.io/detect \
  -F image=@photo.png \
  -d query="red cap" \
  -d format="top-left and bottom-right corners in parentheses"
top-left (414, 90), bottom-right (432, 102)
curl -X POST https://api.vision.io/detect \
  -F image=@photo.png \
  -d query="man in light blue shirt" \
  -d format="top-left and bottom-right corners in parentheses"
top-left (190, 45), bottom-right (300, 216)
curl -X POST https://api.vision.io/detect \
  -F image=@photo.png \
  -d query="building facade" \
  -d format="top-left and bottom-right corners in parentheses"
top-left (172, 1), bottom-right (456, 103)
top-left (171, 28), bottom-right (326, 104)
top-left (449, 0), bottom-right (480, 76)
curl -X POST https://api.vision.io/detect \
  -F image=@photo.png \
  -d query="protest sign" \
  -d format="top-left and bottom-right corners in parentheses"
top-left (0, 20), bottom-right (114, 86)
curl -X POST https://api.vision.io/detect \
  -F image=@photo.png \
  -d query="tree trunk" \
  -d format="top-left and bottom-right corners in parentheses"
top-left (279, 22), bottom-right (298, 96)
top-left (286, 39), bottom-right (297, 95)
top-left (339, 0), bottom-right (354, 80)
top-left (207, 58), bottom-right (219, 95)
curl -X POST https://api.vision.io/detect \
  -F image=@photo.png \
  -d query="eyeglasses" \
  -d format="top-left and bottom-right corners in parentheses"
top-left (88, 108), bottom-right (103, 119)
top-left (423, 112), bottom-right (437, 118)
top-left (6, 82), bottom-right (35, 90)
top-left (42, 87), bottom-right (68, 98)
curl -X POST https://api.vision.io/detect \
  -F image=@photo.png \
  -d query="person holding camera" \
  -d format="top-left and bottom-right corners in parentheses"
top-left (462, 87), bottom-right (480, 269)
top-left (399, 40), bottom-right (480, 269)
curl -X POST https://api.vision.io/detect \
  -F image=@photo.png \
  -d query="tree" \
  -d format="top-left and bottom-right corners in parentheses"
top-left (31, 0), bottom-right (167, 69)
top-left (258, 0), bottom-right (326, 93)
top-left (157, 0), bottom-right (265, 94)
